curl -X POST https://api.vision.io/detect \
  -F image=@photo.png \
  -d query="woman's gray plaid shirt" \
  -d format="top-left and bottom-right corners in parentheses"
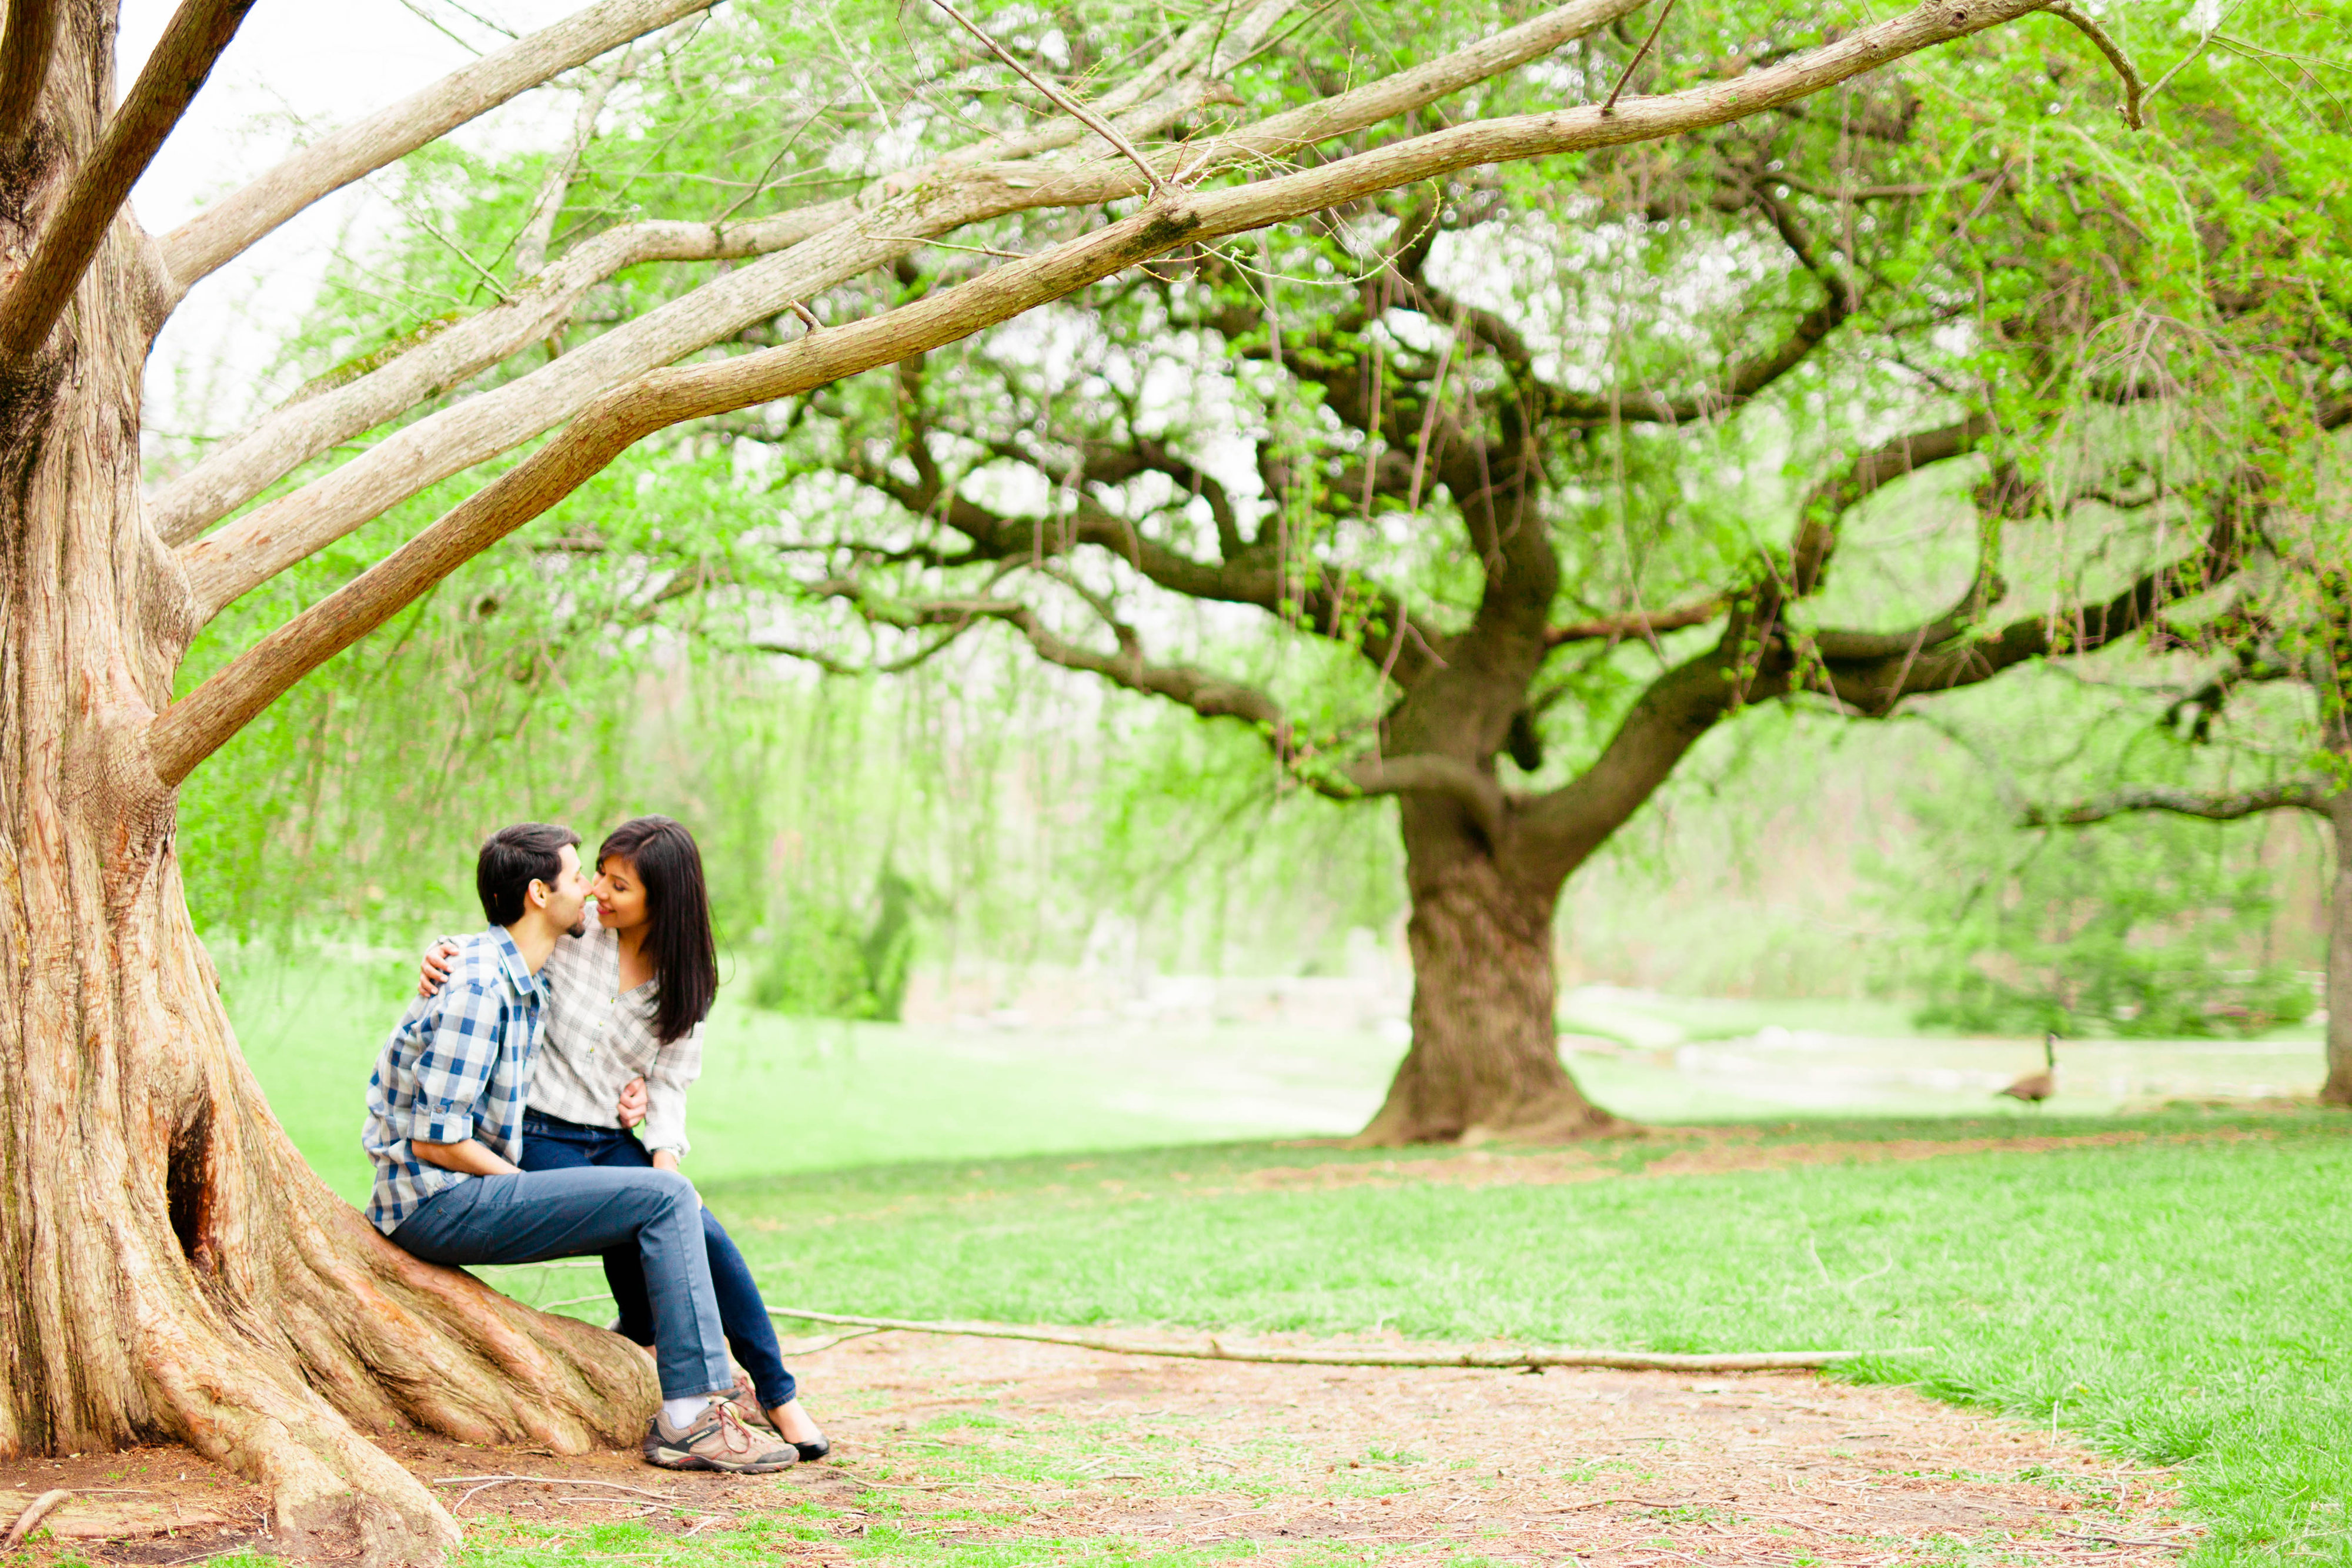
top-left (529, 915), bottom-right (703, 1155)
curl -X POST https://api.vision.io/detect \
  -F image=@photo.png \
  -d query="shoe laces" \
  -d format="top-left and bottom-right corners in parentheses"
top-left (712, 1399), bottom-right (757, 1456)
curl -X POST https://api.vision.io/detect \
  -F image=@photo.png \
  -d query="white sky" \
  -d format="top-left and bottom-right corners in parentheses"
top-left (125, 0), bottom-right (587, 437)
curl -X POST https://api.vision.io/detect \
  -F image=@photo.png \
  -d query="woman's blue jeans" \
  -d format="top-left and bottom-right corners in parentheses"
top-left (519, 1111), bottom-right (797, 1410)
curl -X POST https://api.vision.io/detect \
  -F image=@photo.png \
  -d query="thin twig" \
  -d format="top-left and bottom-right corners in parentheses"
top-left (766, 1306), bottom-right (1926, 1371)
top-left (866, 232), bottom-right (1030, 259)
top-left (1602, 0), bottom-right (1678, 113)
top-left (927, 0), bottom-right (1170, 196)
top-left (2142, 0), bottom-right (2246, 107)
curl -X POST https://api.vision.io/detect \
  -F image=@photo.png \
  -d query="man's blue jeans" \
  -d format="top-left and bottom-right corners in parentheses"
top-left (389, 1165), bottom-right (733, 1400)
top-left (519, 1112), bottom-right (798, 1410)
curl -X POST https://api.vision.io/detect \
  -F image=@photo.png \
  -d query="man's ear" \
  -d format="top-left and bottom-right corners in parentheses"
top-left (527, 878), bottom-right (549, 910)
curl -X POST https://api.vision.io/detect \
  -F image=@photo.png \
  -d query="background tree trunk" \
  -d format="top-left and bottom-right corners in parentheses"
top-left (2322, 792), bottom-right (2351, 1106)
top-left (0, 13), bottom-right (654, 1563)
top-left (1354, 799), bottom-right (1612, 1144)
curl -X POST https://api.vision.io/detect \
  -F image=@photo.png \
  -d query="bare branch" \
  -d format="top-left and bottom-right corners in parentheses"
top-left (1545, 596), bottom-right (1722, 646)
top-left (999, 604), bottom-right (1289, 727)
top-left (1788, 415), bottom-right (1990, 597)
top-left (148, 0), bottom-right (2063, 785)
top-left (158, 0), bottom-right (719, 293)
top-left (513, 46), bottom-right (639, 279)
top-left (2043, 1), bottom-right (2145, 130)
top-left (0, 0), bottom-right (255, 362)
top-left (168, 0), bottom-right (1299, 581)
top-left (1816, 495), bottom-right (2250, 716)
top-left (844, 433), bottom-right (1447, 686)
top-left (806, 577), bottom-right (1292, 727)
top-left (154, 208), bottom-right (834, 547)
top-left (2022, 778), bottom-right (2330, 826)
top-left (0, 0), bottom-right (58, 147)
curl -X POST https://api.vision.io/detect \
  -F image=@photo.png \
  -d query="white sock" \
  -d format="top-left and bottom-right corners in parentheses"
top-left (659, 1395), bottom-right (714, 1432)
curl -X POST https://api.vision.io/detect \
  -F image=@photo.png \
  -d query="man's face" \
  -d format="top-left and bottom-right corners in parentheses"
top-left (532, 844), bottom-right (592, 938)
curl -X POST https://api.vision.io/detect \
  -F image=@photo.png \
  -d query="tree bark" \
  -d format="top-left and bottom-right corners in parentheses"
top-left (0, 15), bottom-right (653, 1564)
top-left (1354, 804), bottom-right (1613, 1144)
top-left (2323, 791), bottom-right (2351, 1107)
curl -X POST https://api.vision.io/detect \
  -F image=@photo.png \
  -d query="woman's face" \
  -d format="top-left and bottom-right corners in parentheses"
top-left (592, 854), bottom-right (650, 934)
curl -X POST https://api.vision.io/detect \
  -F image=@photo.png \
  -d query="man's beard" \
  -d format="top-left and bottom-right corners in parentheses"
top-left (566, 912), bottom-right (589, 939)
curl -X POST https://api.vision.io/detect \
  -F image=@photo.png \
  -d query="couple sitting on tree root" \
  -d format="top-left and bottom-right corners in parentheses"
top-left (360, 818), bottom-right (829, 1475)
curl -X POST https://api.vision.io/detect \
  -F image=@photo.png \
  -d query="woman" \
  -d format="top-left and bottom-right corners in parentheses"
top-left (422, 815), bottom-right (827, 1459)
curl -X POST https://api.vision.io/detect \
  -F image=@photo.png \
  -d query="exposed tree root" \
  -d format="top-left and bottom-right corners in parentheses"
top-left (764, 1306), bottom-right (1923, 1372)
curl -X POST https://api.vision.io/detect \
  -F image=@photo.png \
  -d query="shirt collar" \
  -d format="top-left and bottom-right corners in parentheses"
top-left (485, 925), bottom-right (548, 1005)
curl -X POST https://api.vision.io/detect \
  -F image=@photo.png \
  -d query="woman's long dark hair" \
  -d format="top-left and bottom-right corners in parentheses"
top-left (598, 815), bottom-right (717, 1044)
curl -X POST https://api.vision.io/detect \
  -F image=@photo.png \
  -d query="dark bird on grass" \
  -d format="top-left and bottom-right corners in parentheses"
top-left (1997, 1034), bottom-right (2059, 1106)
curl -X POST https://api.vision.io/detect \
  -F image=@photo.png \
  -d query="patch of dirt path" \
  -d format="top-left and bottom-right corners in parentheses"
top-left (797, 1332), bottom-right (2198, 1564)
top-left (0, 1334), bottom-right (2199, 1565)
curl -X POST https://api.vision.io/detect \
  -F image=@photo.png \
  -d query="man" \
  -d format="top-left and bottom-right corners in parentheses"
top-left (362, 823), bottom-right (796, 1473)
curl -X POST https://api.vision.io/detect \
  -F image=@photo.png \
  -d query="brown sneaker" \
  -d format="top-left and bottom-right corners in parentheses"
top-left (642, 1400), bottom-right (798, 1473)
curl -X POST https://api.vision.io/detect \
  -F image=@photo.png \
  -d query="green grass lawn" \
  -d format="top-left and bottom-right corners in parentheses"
top-left (222, 952), bottom-right (2352, 1565)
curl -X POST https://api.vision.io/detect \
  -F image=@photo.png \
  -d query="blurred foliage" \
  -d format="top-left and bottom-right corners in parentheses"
top-left (1893, 806), bottom-right (2314, 1039)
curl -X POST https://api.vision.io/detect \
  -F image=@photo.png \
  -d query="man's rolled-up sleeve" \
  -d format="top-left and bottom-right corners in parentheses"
top-left (405, 987), bottom-right (498, 1145)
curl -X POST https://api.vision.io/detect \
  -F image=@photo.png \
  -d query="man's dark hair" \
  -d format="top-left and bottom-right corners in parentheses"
top-left (597, 816), bottom-right (718, 1045)
top-left (477, 823), bottom-right (580, 926)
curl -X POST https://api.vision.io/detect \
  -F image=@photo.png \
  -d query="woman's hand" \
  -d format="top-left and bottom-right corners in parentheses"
top-left (418, 940), bottom-right (458, 998)
top-left (652, 1149), bottom-right (681, 1174)
top-left (616, 1076), bottom-right (649, 1128)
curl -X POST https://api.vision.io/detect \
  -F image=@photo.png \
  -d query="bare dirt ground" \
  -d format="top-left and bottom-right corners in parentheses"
top-left (2, 1330), bottom-right (2199, 1566)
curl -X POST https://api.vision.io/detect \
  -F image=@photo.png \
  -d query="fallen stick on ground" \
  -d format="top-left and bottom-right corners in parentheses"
top-left (766, 1307), bottom-right (1927, 1371)
top-left (429, 1475), bottom-right (671, 1499)
top-left (781, 1325), bottom-right (889, 1356)
top-left (2, 1490), bottom-right (71, 1552)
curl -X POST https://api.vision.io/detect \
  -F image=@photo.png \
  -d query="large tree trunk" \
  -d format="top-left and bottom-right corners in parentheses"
top-left (2322, 792), bottom-right (2351, 1107)
top-left (1354, 798), bottom-right (1613, 1145)
top-left (0, 15), bottom-right (653, 1563)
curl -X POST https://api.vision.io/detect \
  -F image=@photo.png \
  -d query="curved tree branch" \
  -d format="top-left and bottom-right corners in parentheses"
top-left (0, 0), bottom-right (255, 362)
top-left (1545, 596), bottom-right (1722, 646)
top-left (157, 0), bottom-right (720, 294)
top-left (154, 205), bottom-right (836, 546)
top-left (837, 437), bottom-right (1448, 688)
top-left (1816, 503), bottom-right (2248, 716)
top-left (168, 0), bottom-right (1304, 596)
top-left (2022, 778), bottom-right (2330, 825)
top-left (1344, 754), bottom-right (1506, 845)
top-left (148, 0), bottom-right (2062, 786)
top-left (2042, 1), bottom-right (2144, 130)
top-left (171, 0), bottom-right (1658, 603)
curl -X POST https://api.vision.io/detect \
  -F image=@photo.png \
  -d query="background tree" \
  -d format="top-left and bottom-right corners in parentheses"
top-left (728, 0), bottom-right (2346, 1141)
top-left (0, 0), bottom-right (2064, 1555)
top-left (2014, 564), bottom-right (2352, 1099)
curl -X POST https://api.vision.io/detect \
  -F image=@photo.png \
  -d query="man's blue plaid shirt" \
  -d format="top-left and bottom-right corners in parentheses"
top-left (362, 925), bottom-right (549, 1234)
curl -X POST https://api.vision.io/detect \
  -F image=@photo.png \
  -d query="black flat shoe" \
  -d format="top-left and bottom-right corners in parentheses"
top-left (793, 1435), bottom-right (831, 1463)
